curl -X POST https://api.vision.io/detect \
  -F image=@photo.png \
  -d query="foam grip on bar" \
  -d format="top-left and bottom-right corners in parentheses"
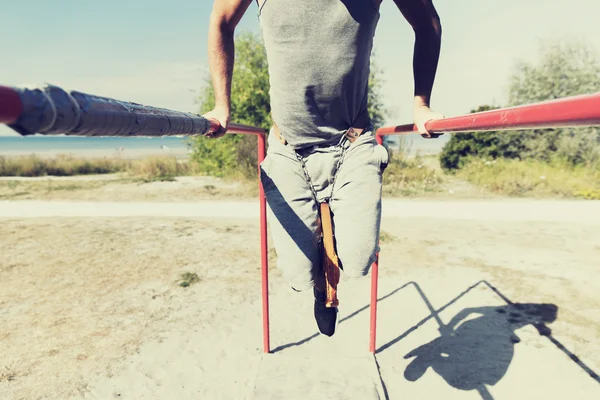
top-left (7, 83), bottom-right (212, 137)
top-left (0, 86), bottom-right (24, 124)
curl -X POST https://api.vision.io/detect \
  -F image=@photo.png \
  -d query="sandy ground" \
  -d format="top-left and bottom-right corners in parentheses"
top-left (1, 200), bottom-right (599, 400)
top-left (0, 175), bottom-right (256, 202)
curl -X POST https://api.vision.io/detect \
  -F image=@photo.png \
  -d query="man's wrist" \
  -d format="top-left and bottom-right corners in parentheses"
top-left (214, 101), bottom-right (231, 114)
top-left (413, 96), bottom-right (430, 110)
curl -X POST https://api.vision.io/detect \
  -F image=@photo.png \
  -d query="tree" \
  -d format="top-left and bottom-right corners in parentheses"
top-left (189, 32), bottom-right (271, 179)
top-left (367, 49), bottom-right (388, 130)
top-left (189, 31), bottom-right (389, 179)
top-left (508, 41), bottom-right (600, 166)
top-left (440, 40), bottom-right (600, 171)
top-left (439, 105), bottom-right (504, 170)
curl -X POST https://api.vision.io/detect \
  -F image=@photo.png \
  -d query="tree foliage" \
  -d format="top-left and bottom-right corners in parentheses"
top-left (440, 40), bottom-right (600, 171)
top-left (439, 105), bottom-right (505, 170)
top-left (189, 31), bottom-right (388, 178)
top-left (367, 49), bottom-right (388, 130)
top-left (189, 32), bottom-right (270, 179)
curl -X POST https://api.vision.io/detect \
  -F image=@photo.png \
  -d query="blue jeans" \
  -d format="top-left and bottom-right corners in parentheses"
top-left (259, 126), bottom-right (388, 291)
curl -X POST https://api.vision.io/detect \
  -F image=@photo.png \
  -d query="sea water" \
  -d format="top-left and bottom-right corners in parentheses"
top-left (0, 136), bottom-right (191, 157)
top-left (0, 133), bottom-right (447, 157)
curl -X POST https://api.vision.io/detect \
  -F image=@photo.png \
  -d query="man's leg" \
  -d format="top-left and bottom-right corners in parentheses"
top-left (260, 131), bottom-right (339, 336)
top-left (329, 131), bottom-right (388, 278)
top-left (259, 131), bottom-right (321, 292)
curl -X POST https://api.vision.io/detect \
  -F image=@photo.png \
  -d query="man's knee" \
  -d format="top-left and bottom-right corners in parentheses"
top-left (278, 257), bottom-right (317, 292)
top-left (339, 249), bottom-right (378, 279)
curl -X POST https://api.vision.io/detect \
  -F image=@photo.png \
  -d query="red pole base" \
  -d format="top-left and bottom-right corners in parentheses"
top-left (369, 255), bottom-right (379, 353)
top-left (257, 133), bottom-right (270, 354)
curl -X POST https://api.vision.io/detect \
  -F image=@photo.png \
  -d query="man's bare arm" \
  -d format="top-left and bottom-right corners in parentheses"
top-left (204, 0), bottom-right (253, 136)
top-left (393, 0), bottom-right (444, 136)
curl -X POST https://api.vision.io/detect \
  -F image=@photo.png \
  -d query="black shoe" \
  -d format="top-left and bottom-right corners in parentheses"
top-left (314, 287), bottom-right (337, 337)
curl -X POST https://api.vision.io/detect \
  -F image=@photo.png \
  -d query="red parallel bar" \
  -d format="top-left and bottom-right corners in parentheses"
top-left (216, 122), bottom-right (270, 354)
top-left (0, 85), bottom-right (23, 124)
top-left (369, 134), bottom-right (384, 353)
top-left (369, 254), bottom-right (379, 353)
top-left (256, 133), bottom-right (269, 354)
top-left (377, 91), bottom-right (600, 136)
top-left (372, 91), bottom-right (600, 354)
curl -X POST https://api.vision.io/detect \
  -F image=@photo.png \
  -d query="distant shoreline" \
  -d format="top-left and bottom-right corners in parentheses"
top-left (0, 136), bottom-right (192, 160)
top-left (0, 148), bottom-right (191, 160)
top-left (0, 134), bottom-right (445, 159)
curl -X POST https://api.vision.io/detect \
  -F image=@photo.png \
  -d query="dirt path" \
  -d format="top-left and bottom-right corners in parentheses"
top-left (1, 199), bottom-right (599, 223)
top-left (1, 200), bottom-right (599, 399)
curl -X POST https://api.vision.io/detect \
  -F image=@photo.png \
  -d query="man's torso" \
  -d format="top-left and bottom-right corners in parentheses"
top-left (257, 0), bottom-right (381, 149)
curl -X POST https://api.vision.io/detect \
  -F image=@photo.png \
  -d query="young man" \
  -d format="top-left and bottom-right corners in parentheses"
top-left (203, 0), bottom-right (444, 336)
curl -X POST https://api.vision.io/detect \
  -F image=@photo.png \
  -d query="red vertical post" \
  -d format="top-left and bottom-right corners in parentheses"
top-left (257, 132), bottom-right (270, 353)
top-left (369, 255), bottom-right (379, 353)
top-left (370, 133), bottom-right (384, 353)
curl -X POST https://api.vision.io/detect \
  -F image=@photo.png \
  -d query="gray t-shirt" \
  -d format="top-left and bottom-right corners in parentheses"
top-left (257, 0), bottom-right (380, 149)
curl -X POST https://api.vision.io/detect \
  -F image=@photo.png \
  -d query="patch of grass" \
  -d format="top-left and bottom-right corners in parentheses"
top-left (574, 188), bottom-right (600, 200)
top-left (6, 180), bottom-right (19, 189)
top-left (0, 154), bottom-right (202, 182)
top-left (0, 180), bottom-right (111, 200)
top-left (454, 157), bottom-right (600, 198)
top-left (45, 183), bottom-right (90, 192)
top-left (0, 364), bottom-right (18, 382)
top-left (0, 191), bottom-right (30, 200)
top-left (383, 151), bottom-right (444, 196)
top-left (379, 230), bottom-right (397, 243)
top-left (125, 156), bottom-right (197, 182)
top-left (178, 272), bottom-right (200, 287)
top-left (0, 155), bottom-right (127, 177)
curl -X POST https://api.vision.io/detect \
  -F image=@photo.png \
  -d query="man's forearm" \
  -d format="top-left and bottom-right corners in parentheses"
top-left (207, 17), bottom-right (235, 112)
top-left (412, 25), bottom-right (441, 108)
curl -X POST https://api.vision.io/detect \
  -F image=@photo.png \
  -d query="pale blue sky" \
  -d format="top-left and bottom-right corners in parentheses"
top-left (1, 0), bottom-right (599, 136)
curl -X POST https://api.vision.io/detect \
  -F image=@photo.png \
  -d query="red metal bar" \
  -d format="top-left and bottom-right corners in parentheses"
top-left (257, 133), bottom-right (270, 354)
top-left (0, 85), bottom-right (23, 124)
top-left (372, 91), bottom-right (600, 354)
top-left (369, 135), bottom-right (384, 353)
top-left (377, 91), bottom-right (600, 136)
top-left (209, 120), bottom-right (271, 354)
top-left (369, 254), bottom-right (379, 353)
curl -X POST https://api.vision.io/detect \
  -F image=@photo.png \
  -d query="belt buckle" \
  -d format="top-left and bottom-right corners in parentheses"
top-left (346, 127), bottom-right (363, 143)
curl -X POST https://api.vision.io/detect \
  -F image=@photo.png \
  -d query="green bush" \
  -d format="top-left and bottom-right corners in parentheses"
top-left (188, 32), bottom-right (271, 180)
top-left (454, 157), bottom-right (600, 198)
top-left (440, 41), bottom-right (600, 171)
top-left (189, 31), bottom-right (389, 180)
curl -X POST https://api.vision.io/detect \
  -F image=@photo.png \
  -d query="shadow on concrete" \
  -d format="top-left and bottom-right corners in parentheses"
top-left (270, 282), bottom-right (413, 353)
top-left (378, 280), bottom-right (599, 400)
top-left (272, 279), bottom-right (599, 399)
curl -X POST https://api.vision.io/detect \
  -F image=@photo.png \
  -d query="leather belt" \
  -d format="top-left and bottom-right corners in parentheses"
top-left (272, 121), bottom-right (367, 145)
